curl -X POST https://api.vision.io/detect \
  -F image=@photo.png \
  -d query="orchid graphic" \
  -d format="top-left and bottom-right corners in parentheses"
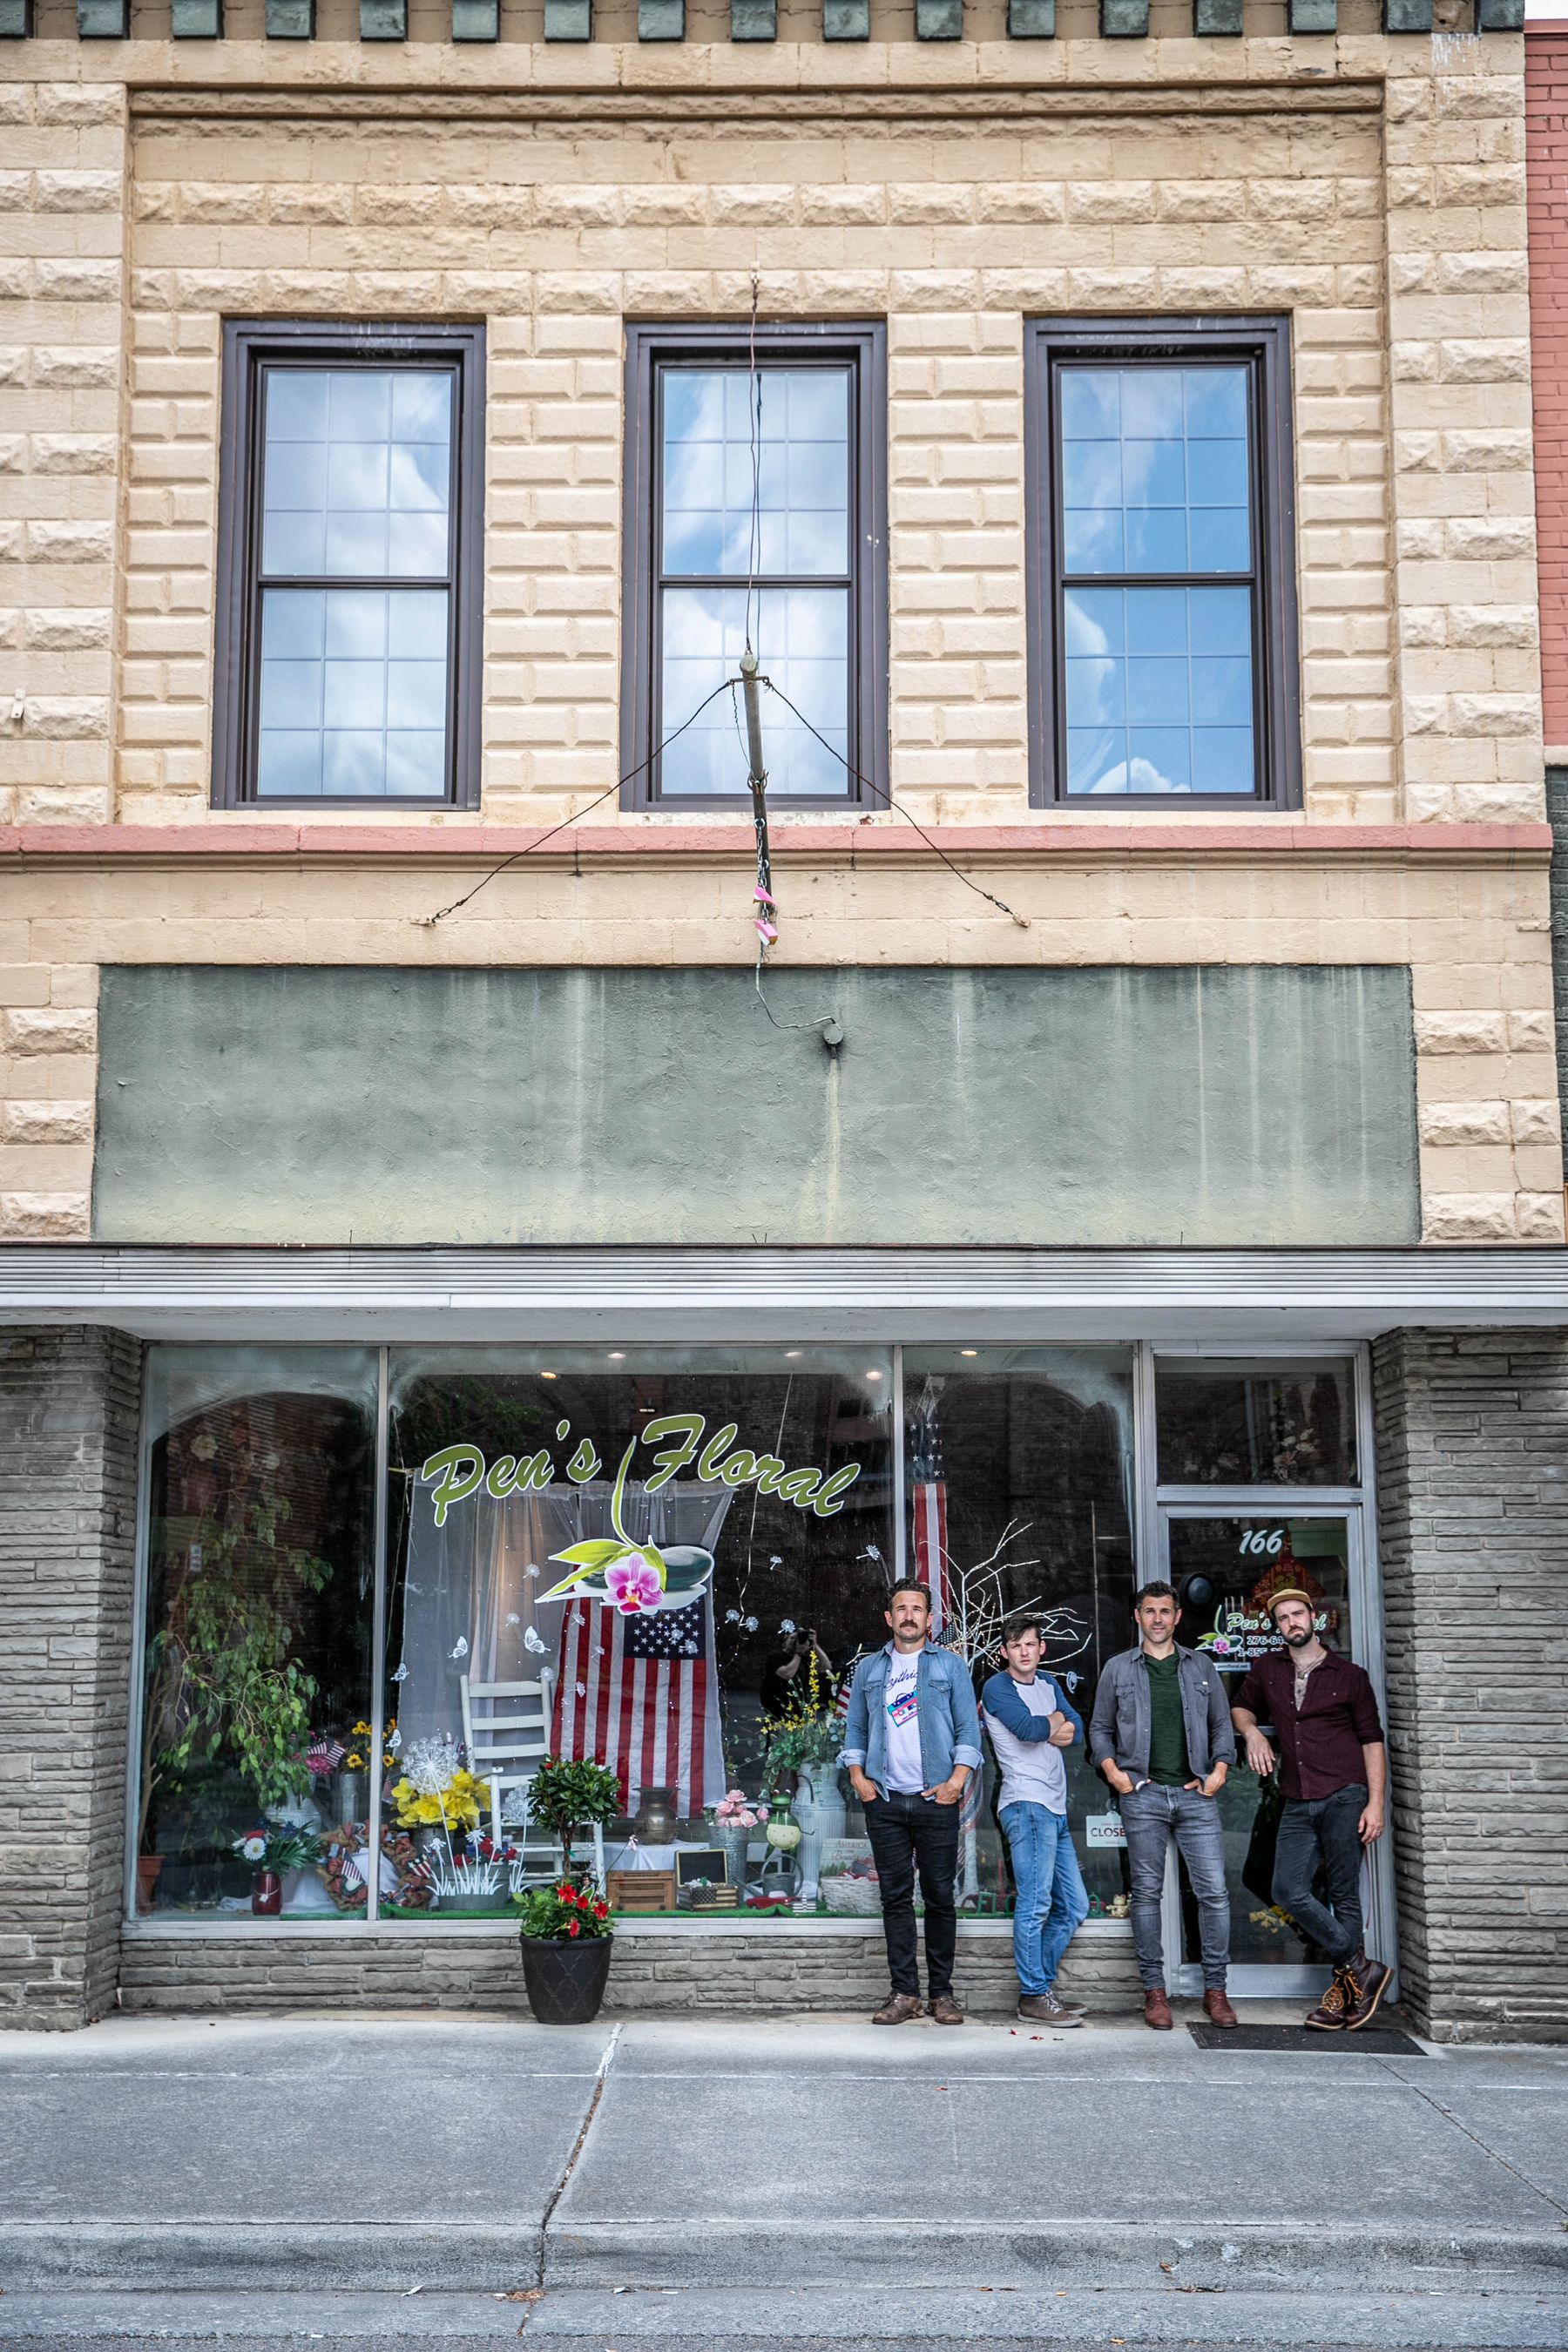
top-left (539, 1439), bottom-right (715, 1613)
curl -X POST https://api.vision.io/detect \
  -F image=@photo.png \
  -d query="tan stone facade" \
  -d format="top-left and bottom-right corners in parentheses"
top-left (0, 30), bottom-right (1561, 1243)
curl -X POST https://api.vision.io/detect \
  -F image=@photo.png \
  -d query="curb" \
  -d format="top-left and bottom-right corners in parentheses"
top-left (3, 2218), bottom-right (1565, 2295)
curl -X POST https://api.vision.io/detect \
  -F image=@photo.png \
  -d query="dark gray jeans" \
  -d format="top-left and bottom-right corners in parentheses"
top-left (1120, 1781), bottom-right (1230, 1993)
top-left (1271, 1782), bottom-right (1368, 1963)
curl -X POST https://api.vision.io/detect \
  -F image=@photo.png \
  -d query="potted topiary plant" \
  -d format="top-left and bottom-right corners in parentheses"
top-left (513, 1878), bottom-right (614, 2023)
top-left (525, 1756), bottom-right (623, 1876)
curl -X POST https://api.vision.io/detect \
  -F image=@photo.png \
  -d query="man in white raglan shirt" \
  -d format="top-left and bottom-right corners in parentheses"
top-left (981, 1614), bottom-right (1091, 2024)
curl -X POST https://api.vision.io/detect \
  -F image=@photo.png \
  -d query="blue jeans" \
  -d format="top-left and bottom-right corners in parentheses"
top-left (999, 1801), bottom-right (1091, 1998)
top-left (1119, 1781), bottom-right (1231, 1993)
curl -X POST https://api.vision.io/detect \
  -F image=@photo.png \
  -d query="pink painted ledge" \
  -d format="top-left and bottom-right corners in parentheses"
top-left (0, 820), bottom-right (1552, 861)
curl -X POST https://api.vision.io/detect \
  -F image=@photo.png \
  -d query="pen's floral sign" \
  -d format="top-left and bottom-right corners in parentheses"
top-left (419, 1415), bottom-right (862, 1618)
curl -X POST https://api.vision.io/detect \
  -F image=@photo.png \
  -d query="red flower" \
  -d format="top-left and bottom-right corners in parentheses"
top-left (592, 1902), bottom-right (608, 1920)
top-left (566, 1918), bottom-right (580, 1937)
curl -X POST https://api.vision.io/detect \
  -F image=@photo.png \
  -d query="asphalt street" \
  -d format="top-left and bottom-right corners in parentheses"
top-left (0, 2010), bottom-right (1564, 2349)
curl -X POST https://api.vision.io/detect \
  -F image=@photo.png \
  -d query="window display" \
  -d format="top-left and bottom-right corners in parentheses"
top-left (135, 1348), bottom-right (377, 1917)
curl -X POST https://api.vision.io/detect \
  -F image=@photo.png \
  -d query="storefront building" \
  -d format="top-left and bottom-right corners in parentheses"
top-left (2, 2), bottom-right (1566, 2041)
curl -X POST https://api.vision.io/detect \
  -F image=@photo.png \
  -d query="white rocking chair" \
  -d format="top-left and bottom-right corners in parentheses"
top-left (459, 1670), bottom-right (605, 1893)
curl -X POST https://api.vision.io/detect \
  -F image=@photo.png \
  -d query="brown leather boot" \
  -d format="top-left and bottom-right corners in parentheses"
top-left (872, 1991), bottom-right (923, 2025)
top-left (1203, 1988), bottom-right (1240, 2029)
top-left (1304, 1970), bottom-right (1350, 2031)
top-left (928, 1992), bottom-right (964, 2025)
top-left (1340, 1953), bottom-right (1393, 2031)
top-left (1143, 1987), bottom-right (1173, 2030)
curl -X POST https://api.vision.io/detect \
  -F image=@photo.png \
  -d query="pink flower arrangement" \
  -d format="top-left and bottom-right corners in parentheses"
top-left (605, 1552), bottom-right (663, 1614)
top-left (713, 1787), bottom-right (770, 1831)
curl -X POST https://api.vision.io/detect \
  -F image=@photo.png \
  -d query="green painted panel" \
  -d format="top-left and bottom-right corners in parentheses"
top-left (93, 964), bottom-right (1418, 1247)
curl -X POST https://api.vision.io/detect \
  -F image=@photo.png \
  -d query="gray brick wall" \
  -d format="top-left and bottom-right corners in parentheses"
top-left (1373, 1328), bottom-right (1568, 2042)
top-left (0, 1327), bottom-right (143, 2028)
top-left (118, 1923), bottom-right (1141, 2017)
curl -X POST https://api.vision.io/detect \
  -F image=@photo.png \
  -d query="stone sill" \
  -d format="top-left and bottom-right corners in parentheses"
top-left (0, 821), bottom-right (1550, 868)
top-left (121, 1915), bottom-right (1133, 1942)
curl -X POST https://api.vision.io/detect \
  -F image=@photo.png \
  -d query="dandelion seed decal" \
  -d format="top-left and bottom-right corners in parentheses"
top-left (505, 1612), bottom-right (521, 1627)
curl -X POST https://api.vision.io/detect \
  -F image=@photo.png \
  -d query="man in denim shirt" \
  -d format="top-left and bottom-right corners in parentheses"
top-left (842, 1579), bottom-right (983, 2025)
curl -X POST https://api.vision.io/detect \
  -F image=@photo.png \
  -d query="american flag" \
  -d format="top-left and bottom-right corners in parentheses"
top-left (551, 1587), bottom-right (721, 1819)
top-left (909, 1382), bottom-right (949, 1632)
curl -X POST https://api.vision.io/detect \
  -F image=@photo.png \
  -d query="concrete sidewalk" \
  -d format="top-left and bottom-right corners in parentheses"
top-left (1, 2008), bottom-right (1565, 2308)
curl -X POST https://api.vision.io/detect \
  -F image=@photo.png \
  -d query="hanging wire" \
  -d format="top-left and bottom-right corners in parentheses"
top-left (760, 678), bottom-right (1031, 930)
top-left (416, 676), bottom-right (741, 927)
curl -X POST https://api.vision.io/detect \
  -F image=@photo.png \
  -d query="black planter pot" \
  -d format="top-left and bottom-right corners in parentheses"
top-left (518, 1931), bottom-right (614, 2024)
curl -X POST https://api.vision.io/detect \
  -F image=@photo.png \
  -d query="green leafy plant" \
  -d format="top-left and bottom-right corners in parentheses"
top-left (761, 1652), bottom-right (844, 1786)
top-left (527, 1757), bottom-right (623, 1869)
top-left (233, 1822), bottom-right (322, 1875)
top-left (514, 1878), bottom-right (612, 1940)
top-left (141, 1494), bottom-right (334, 1852)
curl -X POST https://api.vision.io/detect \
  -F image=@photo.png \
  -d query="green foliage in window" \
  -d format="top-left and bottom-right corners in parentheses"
top-left (527, 1756), bottom-right (623, 1866)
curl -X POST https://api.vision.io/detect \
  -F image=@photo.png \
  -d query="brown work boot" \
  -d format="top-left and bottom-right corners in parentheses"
top-left (1304, 1970), bottom-right (1350, 2031)
top-left (928, 1991), bottom-right (964, 2025)
top-left (1143, 1988), bottom-right (1173, 2030)
top-left (872, 1991), bottom-right (923, 2025)
top-left (1203, 1988), bottom-right (1240, 2029)
top-left (1340, 1953), bottom-right (1393, 2031)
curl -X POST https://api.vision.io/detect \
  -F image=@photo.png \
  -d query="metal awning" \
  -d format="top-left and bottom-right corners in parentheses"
top-left (0, 1243), bottom-right (1560, 1344)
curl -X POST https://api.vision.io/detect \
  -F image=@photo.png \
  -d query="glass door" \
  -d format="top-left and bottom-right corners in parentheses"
top-left (1157, 1508), bottom-right (1393, 1999)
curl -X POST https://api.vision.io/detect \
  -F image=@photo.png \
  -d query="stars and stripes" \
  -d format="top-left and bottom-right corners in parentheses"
top-left (550, 1590), bottom-right (721, 1819)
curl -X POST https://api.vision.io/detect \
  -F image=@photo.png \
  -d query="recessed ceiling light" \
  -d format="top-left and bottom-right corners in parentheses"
top-left (608, 1351), bottom-right (625, 1361)
top-left (540, 1371), bottom-right (558, 1381)
top-left (866, 1369), bottom-right (883, 1381)
top-left (784, 1349), bottom-right (801, 1359)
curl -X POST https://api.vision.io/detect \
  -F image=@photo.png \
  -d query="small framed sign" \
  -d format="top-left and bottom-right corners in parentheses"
top-left (1085, 1813), bottom-right (1128, 1849)
top-left (675, 1846), bottom-right (731, 1888)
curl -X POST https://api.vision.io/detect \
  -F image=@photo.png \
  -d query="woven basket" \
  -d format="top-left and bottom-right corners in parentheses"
top-left (821, 1874), bottom-right (882, 1916)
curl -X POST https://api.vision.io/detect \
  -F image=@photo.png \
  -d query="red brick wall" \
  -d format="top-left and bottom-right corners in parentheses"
top-left (1529, 28), bottom-right (1568, 746)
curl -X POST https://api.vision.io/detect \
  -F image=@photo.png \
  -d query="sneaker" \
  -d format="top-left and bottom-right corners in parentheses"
top-left (1017, 1990), bottom-right (1084, 2026)
top-left (1340, 1953), bottom-right (1393, 2031)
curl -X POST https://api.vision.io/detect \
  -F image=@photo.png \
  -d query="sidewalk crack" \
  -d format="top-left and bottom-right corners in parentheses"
top-left (537, 2024), bottom-right (622, 2288)
top-left (1381, 2058), bottom-right (1568, 2220)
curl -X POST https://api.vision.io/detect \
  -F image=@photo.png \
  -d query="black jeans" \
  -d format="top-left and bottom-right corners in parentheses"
top-left (1271, 1782), bottom-right (1368, 1963)
top-left (864, 1789), bottom-right (961, 1997)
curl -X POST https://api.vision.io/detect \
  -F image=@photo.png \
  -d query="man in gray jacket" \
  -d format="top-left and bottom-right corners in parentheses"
top-left (1089, 1580), bottom-right (1239, 2031)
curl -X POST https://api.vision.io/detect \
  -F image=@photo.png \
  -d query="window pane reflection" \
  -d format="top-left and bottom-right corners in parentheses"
top-left (1156, 1359), bottom-right (1357, 1486)
top-left (261, 368), bottom-right (452, 581)
top-left (662, 367), bottom-right (850, 578)
top-left (659, 585), bottom-right (848, 797)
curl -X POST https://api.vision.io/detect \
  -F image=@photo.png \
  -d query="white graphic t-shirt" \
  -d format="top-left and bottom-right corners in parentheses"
top-left (882, 1652), bottom-right (925, 1792)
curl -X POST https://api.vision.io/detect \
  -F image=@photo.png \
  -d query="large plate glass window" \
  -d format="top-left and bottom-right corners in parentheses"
top-left (622, 323), bottom-right (887, 808)
top-left (213, 322), bottom-right (484, 808)
top-left (134, 1348), bottom-right (378, 1920)
top-left (902, 1348), bottom-right (1136, 1921)
top-left (1025, 317), bottom-right (1299, 808)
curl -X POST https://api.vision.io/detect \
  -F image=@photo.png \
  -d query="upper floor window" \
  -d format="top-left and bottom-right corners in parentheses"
top-left (1025, 318), bottom-right (1299, 808)
top-left (621, 321), bottom-right (887, 808)
top-left (213, 322), bottom-right (484, 809)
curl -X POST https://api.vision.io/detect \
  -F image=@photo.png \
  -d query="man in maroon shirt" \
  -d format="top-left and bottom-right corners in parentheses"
top-left (1231, 1591), bottom-right (1392, 2032)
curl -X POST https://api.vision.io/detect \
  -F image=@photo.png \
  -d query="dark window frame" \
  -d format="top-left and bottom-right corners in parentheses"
top-left (620, 319), bottom-right (888, 812)
top-left (213, 319), bottom-right (485, 812)
top-left (1024, 314), bottom-right (1300, 812)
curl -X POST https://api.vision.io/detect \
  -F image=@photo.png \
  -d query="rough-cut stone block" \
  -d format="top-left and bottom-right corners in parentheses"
top-left (1007, 0), bottom-right (1054, 27)
top-left (171, 0), bottom-right (221, 30)
top-left (359, 0), bottom-right (405, 34)
top-left (1100, 0), bottom-right (1148, 31)
top-left (543, 0), bottom-right (589, 30)
top-left (76, 0), bottom-right (127, 30)
top-left (266, 0), bottom-right (314, 30)
top-left (639, 0), bottom-right (682, 32)
top-left (731, 0), bottom-right (775, 32)
top-left (916, 0), bottom-right (963, 30)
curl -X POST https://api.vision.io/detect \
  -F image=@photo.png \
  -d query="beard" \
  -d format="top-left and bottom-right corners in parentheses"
top-left (1282, 1626), bottom-right (1314, 1650)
